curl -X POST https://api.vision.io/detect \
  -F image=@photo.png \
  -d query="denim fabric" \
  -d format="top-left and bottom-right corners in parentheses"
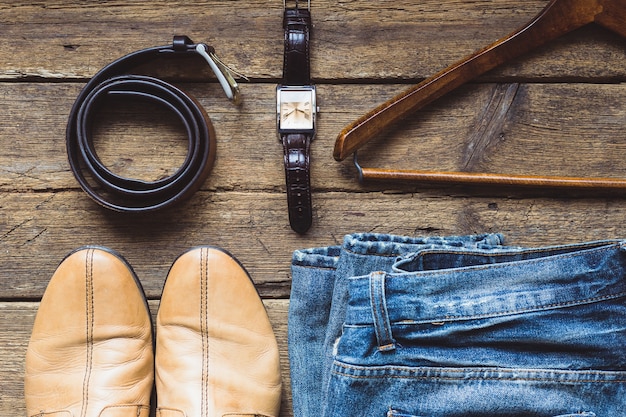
top-left (288, 233), bottom-right (505, 417)
top-left (289, 235), bottom-right (626, 417)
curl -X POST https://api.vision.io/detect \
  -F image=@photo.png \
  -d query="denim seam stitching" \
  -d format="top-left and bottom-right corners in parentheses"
top-left (394, 245), bottom-right (620, 277)
top-left (399, 290), bottom-right (626, 323)
top-left (331, 363), bottom-right (626, 382)
top-left (345, 291), bottom-right (626, 326)
top-left (412, 241), bottom-right (621, 259)
top-left (292, 264), bottom-right (337, 271)
top-left (330, 371), bottom-right (626, 383)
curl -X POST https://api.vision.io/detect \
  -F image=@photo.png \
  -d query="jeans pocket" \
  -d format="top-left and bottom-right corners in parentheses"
top-left (327, 357), bottom-right (625, 416)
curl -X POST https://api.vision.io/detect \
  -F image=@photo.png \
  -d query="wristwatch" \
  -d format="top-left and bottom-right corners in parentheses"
top-left (277, 0), bottom-right (317, 234)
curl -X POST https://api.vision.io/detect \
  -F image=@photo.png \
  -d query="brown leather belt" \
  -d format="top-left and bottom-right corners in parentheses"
top-left (66, 36), bottom-right (238, 213)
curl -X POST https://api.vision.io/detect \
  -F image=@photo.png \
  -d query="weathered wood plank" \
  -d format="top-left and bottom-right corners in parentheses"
top-left (1, 82), bottom-right (625, 193)
top-left (0, 1), bottom-right (624, 81)
top-left (2, 190), bottom-right (626, 299)
top-left (353, 82), bottom-right (626, 178)
top-left (1, 1), bottom-right (625, 416)
top-left (0, 300), bottom-right (292, 417)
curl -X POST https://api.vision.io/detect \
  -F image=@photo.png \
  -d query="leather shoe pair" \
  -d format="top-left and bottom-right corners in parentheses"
top-left (25, 246), bottom-right (282, 417)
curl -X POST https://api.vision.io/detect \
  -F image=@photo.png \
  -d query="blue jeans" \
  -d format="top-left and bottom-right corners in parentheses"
top-left (288, 234), bottom-right (626, 417)
top-left (288, 233), bottom-right (505, 417)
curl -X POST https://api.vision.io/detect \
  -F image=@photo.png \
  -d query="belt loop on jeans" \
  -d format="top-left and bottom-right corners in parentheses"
top-left (369, 272), bottom-right (396, 352)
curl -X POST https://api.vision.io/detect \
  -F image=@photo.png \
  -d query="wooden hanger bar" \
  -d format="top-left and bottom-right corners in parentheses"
top-left (334, 0), bottom-right (626, 162)
top-left (356, 166), bottom-right (626, 191)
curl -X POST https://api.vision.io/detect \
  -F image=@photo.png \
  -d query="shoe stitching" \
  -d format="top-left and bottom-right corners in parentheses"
top-left (156, 407), bottom-right (186, 417)
top-left (200, 247), bottom-right (209, 417)
top-left (98, 404), bottom-right (150, 417)
top-left (81, 248), bottom-right (95, 417)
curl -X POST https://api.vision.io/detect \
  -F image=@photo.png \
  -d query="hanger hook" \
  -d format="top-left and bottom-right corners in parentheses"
top-left (353, 152), bottom-right (365, 183)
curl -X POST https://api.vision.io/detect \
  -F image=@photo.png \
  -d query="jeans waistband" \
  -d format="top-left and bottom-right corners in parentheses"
top-left (342, 232), bottom-right (504, 257)
top-left (345, 241), bottom-right (626, 328)
top-left (291, 233), bottom-right (505, 269)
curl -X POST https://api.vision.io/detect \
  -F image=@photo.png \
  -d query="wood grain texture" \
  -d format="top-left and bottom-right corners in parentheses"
top-left (0, 1), bottom-right (625, 416)
top-left (1, 82), bottom-right (624, 193)
top-left (333, 0), bottom-right (626, 159)
top-left (0, 1), bottom-right (624, 81)
top-left (3, 190), bottom-right (626, 299)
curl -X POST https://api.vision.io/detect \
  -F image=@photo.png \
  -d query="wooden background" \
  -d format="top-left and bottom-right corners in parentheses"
top-left (1, 1), bottom-right (625, 415)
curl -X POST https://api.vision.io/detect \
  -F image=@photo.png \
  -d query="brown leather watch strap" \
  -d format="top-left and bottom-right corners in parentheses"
top-left (280, 4), bottom-right (314, 234)
top-left (281, 133), bottom-right (313, 234)
top-left (283, 7), bottom-right (311, 85)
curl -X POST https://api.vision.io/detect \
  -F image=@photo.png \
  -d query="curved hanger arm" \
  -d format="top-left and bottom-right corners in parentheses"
top-left (596, 0), bottom-right (626, 36)
top-left (333, 0), bottom-right (606, 161)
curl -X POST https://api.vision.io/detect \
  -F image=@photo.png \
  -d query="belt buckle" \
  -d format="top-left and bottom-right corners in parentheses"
top-left (194, 43), bottom-right (245, 106)
top-left (172, 35), bottom-right (245, 105)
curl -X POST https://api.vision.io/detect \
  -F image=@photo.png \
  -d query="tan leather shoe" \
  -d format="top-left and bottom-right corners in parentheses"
top-left (25, 247), bottom-right (154, 417)
top-left (156, 246), bottom-right (282, 417)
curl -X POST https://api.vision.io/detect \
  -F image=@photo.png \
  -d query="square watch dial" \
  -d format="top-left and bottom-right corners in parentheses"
top-left (279, 89), bottom-right (315, 130)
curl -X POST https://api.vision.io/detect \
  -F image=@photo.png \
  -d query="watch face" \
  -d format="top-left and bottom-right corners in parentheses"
top-left (278, 88), bottom-right (315, 130)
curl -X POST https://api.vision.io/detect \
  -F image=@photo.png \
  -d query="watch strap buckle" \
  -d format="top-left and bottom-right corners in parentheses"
top-left (283, 0), bottom-right (310, 11)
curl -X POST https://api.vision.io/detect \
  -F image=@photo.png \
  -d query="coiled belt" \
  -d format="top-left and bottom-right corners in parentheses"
top-left (66, 36), bottom-right (240, 212)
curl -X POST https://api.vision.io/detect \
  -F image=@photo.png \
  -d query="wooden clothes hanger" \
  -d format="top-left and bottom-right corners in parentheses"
top-left (334, 0), bottom-right (626, 189)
